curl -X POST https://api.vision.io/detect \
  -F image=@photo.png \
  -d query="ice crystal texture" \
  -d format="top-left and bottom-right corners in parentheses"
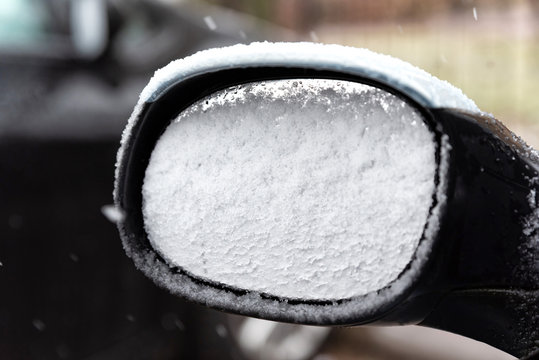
top-left (142, 79), bottom-right (436, 300)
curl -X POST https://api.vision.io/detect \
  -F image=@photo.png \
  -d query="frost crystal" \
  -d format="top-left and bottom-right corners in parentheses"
top-left (135, 42), bottom-right (480, 112)
top-left (142, 79), bottom-right (436, 301)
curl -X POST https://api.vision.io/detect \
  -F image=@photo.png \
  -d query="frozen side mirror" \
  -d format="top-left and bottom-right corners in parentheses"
top-left (114, 43), bottom-right (538, 359)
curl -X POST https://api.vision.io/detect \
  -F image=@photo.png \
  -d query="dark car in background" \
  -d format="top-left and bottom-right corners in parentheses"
top-left (0, 1), bottom-right (262, 358)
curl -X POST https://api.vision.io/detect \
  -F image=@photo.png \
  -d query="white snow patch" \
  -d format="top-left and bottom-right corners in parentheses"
top-left (142, 79), bottom-right (437, 301)
top-left (8, 214), bottom-right (23, 229)
top-left (101, 204), bottom-right (126, 223)
top-left (204, 15), bottom-right (217, 31)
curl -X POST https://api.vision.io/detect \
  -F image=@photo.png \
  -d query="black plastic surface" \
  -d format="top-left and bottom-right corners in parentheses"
top-left (379, 108), bottom-right (539, 358)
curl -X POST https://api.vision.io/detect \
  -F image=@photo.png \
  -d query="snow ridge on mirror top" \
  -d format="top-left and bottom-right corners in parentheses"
top-left (139, 42), bottom-right (480, 112)
top-left (142, 79), bottom-right (437, 301)
top-left (116, 42), bottom-right (479, 198)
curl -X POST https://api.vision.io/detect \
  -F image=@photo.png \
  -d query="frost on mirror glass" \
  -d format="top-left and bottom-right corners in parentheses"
top-left (142, 79), bottom-right (437, 301)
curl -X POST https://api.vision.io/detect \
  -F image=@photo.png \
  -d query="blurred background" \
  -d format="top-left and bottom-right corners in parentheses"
top-left (0, 0), bottom-right (535, 359)
top-left (203, 0), bottom-right (539, 147)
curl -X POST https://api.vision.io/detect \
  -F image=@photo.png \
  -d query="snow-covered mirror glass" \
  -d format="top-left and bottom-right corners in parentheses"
top-left (142, 79), bottom-right (437, 301)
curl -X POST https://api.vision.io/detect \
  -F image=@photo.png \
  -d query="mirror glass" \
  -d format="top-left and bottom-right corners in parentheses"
top-left (142, 79), bottom-right (436, 301)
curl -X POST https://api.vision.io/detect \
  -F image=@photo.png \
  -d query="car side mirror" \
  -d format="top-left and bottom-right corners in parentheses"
top-left (114, 42), bottom-right (538, 359)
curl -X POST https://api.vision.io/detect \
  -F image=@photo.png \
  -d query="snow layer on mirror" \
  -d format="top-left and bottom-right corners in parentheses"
top-left (142, 79), bottom-right (437, 301)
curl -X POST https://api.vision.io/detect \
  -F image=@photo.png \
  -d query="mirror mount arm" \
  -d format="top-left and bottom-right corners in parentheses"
top-left (375, 108), bottom-right (538, 359)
